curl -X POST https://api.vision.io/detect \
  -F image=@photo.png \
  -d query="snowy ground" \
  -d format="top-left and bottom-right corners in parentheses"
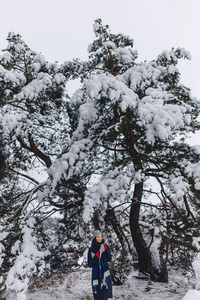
top-left (4, 268), bottom-right (198, 300)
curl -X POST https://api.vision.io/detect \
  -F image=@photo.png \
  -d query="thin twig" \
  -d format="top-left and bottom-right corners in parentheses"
top-left (8, 167), bottom-right (39, 185)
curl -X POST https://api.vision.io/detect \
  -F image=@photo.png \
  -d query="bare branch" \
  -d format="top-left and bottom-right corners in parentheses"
top-left (8, 167), bottom-right (39, 185)
top-left (183, 194), bottom-right (197, 222)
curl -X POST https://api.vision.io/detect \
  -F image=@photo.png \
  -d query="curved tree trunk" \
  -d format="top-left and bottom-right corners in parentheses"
top-left (129, 181), bottom-right (168, 282)
top-left (130, 181), bottom-right (151, 274)
top-left (121, 134), bottom-right (168, 281)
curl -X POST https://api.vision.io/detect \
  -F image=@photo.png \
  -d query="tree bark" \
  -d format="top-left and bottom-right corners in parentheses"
top-left (129, 181), bottom-right (151, 274)
top-left (105, 207), bottom-right (131, 253)
top-left (17, 135), bottom-right (52, 168)
top-left (129, 181), bottom-right (168, 282)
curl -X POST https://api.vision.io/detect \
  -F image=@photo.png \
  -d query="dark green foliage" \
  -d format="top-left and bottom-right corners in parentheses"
top-left (88, 18), bottom-right (137, 74)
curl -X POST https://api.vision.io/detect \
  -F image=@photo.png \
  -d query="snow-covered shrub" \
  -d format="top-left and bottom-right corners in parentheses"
top-left (5, 217), bottom-right (49, 300)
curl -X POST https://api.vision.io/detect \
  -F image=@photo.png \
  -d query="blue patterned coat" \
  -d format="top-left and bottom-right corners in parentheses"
top-left (88, 239), bottom-right (113, 300)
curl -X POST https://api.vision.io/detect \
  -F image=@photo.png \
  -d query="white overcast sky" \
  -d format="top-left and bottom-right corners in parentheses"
top-left (0, 0), bottom-right (200, 99)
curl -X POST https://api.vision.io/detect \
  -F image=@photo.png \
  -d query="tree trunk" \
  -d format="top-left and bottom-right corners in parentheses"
top-left (129, 181), bottom-right (168, 282)
top-left (129, 181), bottom-right (151, 274)
top-left (105, 207), bottom-right (131, 253)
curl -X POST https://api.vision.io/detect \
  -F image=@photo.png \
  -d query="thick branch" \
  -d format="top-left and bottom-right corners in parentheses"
top-left (108, 50), bottom-right (117, 76)
top-left (17, 134), bottom-right (52, 168)
top-left (183, 194), bottom-right (197, 222)
top-left (28, 134), bottom-right (52, 168)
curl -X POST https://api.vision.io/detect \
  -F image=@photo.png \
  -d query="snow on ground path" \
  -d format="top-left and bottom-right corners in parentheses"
top-left (5, 268), bottom-right (196, 300)
top-left (182, 290), bottom-right (200, 300)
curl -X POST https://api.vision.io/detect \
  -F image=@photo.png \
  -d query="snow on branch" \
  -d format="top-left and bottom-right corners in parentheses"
top-left (83, 166), bottom-right (133, 222)
top-left (6, 217), bottom-right (49, 300)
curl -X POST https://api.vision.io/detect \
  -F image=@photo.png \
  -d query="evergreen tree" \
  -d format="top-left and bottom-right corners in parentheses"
top-left (0, 20), bottom-right (200, 298)
top-left (57, 19), bottom-right (200, 281)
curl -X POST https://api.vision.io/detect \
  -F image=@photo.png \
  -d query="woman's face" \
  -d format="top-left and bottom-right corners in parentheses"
top-left (96, 234), bottom-right (102, 243)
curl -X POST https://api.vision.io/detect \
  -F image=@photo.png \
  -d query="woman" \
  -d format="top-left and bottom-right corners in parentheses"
top-left (88, 230), bottom-right (113, 300)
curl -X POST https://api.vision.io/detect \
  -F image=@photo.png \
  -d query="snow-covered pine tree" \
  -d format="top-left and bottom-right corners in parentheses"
top-left (0, 32), bottom-right (90, 297)
top-left (58, 19), bottom-right (200, 282)
top-left (1, 20), bottom-right (200, 293)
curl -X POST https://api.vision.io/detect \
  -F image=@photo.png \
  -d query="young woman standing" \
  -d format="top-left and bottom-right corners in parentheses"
top-left (88, 230), bottom-right (113, 300)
